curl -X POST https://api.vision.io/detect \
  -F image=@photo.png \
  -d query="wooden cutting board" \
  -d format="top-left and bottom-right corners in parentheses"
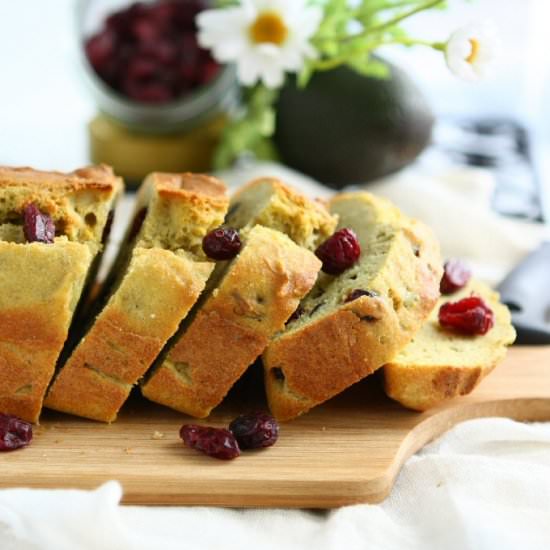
top-left (1, 346), bottom-right (548, 508)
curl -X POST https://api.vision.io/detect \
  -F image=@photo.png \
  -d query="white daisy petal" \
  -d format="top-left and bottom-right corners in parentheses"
top-left (256, 43), bottom-right (283, 58)
top-left (237, 54), bottom-right (263, 86)
top-left (288, 6), bottom-right (323, 39)
top-left (210, 39), bottom-right (248, 63)
top-left (261, 64), bottom-right (285, 88)
top-left (445, 23), bottom-right (500, 82)
top-left (197, 8), bottom-right (248, 34)
top-left (195, 0), bottom-right (323, 88)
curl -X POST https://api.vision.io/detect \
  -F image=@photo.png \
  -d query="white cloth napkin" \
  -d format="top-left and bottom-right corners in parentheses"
top-left (2, 419), bottom-right (550, 550)
top-left (1, 162), bottom-right (548, 550)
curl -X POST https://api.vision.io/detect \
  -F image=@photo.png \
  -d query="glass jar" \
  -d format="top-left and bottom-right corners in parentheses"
top-left (75, 0), bottom-right (237, 182)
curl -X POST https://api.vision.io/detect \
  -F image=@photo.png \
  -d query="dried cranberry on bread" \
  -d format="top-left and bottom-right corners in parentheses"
top-left (0, 165), bottom-right (123, 422)
top-left (45, 173), bottom-right (228, 422)
top-left (263, 191), bottom-right (443, 421)
top-left (141, 178), bottom-right (336, 418)
top-left (383, 279), bottom-right (516, 410)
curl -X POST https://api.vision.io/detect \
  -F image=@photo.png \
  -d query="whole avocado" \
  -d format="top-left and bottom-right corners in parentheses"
top-left (273, 61), bottom-right (434, 188)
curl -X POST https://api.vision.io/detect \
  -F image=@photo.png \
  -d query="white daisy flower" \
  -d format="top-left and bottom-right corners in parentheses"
top-left (197, 0), bottom-right (323, 89)
top-left (445, 24), bottom-right (500, 81)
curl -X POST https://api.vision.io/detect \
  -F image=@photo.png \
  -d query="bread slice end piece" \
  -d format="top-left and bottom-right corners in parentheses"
top-left (383, 279), bottom-right (516, 410)
top-left (0, 240), bottom-right (93, 422)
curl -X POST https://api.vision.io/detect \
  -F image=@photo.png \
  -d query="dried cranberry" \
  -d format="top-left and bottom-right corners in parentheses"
top-left (131, 17), bottom-right (161, 43)
top-left (345, 289), bottom-right (377, 302)
top-left (150, 1), bottom-right (178, 23)
top-left (0, 414), bottom-right (33, 452)
top-left (440, 259), bottom-right (472, 294)
top-left (126, 56), bottom-right (158, 80)
top-left (173, 0), bottom-right (206, 26)
top-left (84, 0), bottom-right (218, 105)
top-left (202, 227), bottom-right (241, 260)
top-left (198, 59), bottom-right (219, 84)
top-left (143, 40), bottom-right (179, 65)
top-left (315, 228), bottom-right (361, 275)
top-left (85, 30), bottom-right (116, 71)
top-left (180, 424), bottom-right (240, 460)
top-left (23, 203), bottom-right (55, 244)
top-left (439, 295), bottom-right (494, 335)
top-left (229, 412), bottom-right (279, 450)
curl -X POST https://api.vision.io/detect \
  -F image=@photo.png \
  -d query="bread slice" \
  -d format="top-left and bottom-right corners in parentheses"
top-left (263, 191), bottom-right (443, 421)
top-left (225, 177), bottom-right (337, 249)
top-left (0, 165), bottom-right (123, 422)
top-left (141, 225), bottom-right (321, 417)
top-left (44, 173), bottom-right (228, 422)
top-left (141, 178), bottom-right (335, 417)
top-left (383, 279), bottom-right (516, 410)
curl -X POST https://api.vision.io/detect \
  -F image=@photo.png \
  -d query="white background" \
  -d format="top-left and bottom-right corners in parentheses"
top-left (0, 0), bottom-right (549, 171)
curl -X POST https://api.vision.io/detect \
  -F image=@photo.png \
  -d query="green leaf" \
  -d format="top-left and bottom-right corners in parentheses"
top-left (250, 137), bottom-right (280, 161)
top-left (297, 61), bottom-right (315, 88)
top-left (214, 0), bottom-right (240, 7)
top-left (212, 84), bottom-right (280, 169)
top-left (347, 57), bottom-right (390, 78)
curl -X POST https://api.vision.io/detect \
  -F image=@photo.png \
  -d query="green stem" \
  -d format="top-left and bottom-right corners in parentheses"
top-left (352, 0), bottom-right (446, 38)
top-left (314, 38), bottom-right (443, 71)
top-left (315, 0), bottom-right (446, 45)
top-left (350, 0), bottom-right (428, 21)
top-left (313, 0), bottom-right (446, 71)
top-left (385, 37), bottom-right (446, 49)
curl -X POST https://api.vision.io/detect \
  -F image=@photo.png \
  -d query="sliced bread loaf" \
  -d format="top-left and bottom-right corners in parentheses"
top-left (383, 279), bottom-right (516, 410)
top-left (263, 191), bottom-right (443, 421)
top-left (0, 165), bottom-right (123, 422)
top-left (44, 173), bottom-right (228, 422)
top-left (141, 178), bottom-right (335, 418)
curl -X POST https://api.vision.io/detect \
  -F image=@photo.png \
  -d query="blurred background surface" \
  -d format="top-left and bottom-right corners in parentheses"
top-left (0, 0), bottom-right (548, 216)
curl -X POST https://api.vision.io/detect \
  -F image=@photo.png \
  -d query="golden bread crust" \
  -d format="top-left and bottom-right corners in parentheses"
top-left (383, 279), bottom-right (516, 410)
top-left (0, 164), bottom-right (120, 192)
top-left (0, 165), bottom-right (123, 244)
top-left (46, 365), bottom-right (131, 423)
top-left (0, 240), bottom-right (92, 422)
top-left (263, 192), bottom-right (443, 421)
top-left (136, 173), bottom-right (229, 258)
top-left (142, 224), bottom-right (321, 418)
top-left (152, 172), bottom-right (227, 200)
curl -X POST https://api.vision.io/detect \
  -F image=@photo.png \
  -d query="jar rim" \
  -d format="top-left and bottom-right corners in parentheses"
top-left (75, 0), bottom-right (238, 134)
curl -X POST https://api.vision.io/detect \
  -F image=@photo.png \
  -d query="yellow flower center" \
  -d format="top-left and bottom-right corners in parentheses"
top-left (466, 38), bottom-right (480, 64)
top-left (249, 11), bottom-right (288, 46)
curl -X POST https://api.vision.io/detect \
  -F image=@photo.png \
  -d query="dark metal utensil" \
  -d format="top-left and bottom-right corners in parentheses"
top-left (497, 241), bottom-right (550, 344)
top-left (497, 142), bottom-right (550, 345)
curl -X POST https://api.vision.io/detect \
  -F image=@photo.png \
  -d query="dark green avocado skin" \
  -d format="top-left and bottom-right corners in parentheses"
top-left (273, 62), bottom-right (434, 188)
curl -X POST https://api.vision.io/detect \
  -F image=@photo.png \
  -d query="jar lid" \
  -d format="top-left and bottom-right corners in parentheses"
top-left (89, 113), bottom-right (226, 184)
